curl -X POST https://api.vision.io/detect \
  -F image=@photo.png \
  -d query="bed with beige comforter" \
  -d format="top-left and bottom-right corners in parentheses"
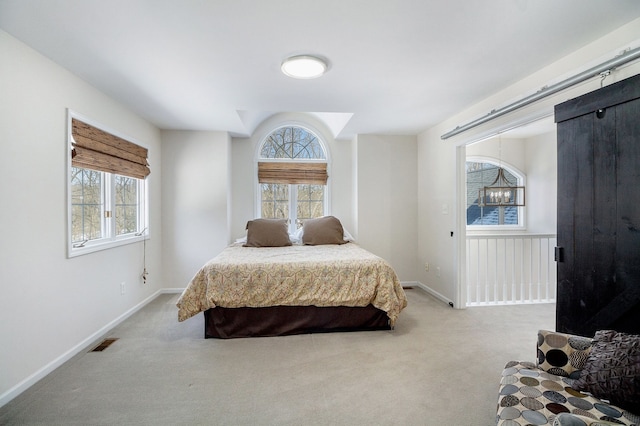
top-left (177, 242), bottom-right (407, 337)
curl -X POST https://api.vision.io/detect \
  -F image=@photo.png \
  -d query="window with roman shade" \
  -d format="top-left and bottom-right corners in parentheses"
top-left (67, 112), bottom-right (149, 257)
top-left (257, 125), bottom-right (329, 231)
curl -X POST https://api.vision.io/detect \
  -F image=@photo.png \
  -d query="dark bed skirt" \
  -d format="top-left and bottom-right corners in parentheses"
top-left (203, 304), bottom-right (391, 338)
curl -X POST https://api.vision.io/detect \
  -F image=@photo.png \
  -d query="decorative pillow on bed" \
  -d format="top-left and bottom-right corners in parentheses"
top-left (243, 218), bottom-right (292, 247)
top-left (572, 329), bottom-right (640, 414)
top-left (302, 216), bottom-right (347, 245)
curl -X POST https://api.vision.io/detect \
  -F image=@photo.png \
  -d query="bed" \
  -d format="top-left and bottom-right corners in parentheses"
top-left (177, 216), bottom-right (407, 338)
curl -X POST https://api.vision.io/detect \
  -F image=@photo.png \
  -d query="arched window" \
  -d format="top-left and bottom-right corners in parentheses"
top-left (466, 159), bottom-right (525, 227)
top-left (257, 126), bottom-right (329, 231)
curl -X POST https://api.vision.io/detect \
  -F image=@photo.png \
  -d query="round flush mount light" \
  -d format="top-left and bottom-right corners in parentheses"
top-left (281, 55), bottom-right (328, 79)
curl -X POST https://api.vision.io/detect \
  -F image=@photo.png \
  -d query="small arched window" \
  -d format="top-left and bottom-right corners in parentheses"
top-left (257, 126), bottom-right (329, 231)
top-left (466, 160), bottom-right (525, 227)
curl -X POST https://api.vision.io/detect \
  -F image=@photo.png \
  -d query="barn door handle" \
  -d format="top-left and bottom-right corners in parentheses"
top-left (554, 247), bottom-right (564, 263)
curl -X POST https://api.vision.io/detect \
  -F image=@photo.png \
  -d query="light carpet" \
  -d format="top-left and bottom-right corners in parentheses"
top-left (0, 289), bottom-right (555, 425)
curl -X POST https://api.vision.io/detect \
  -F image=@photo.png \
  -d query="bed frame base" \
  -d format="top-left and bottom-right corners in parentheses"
top-left (203, 304), bottom-right (390, 339)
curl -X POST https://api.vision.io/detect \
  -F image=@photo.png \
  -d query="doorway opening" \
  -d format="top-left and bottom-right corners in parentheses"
top-left (458, 116), bottom-right (558, 307)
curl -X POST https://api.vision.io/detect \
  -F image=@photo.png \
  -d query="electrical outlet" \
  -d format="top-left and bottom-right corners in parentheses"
top-left (120, 282), bottom-right (126, 295)
top-left (424, 262), bottom-right (430, 272)
top-left (436, 267), bottom-right (441, 277)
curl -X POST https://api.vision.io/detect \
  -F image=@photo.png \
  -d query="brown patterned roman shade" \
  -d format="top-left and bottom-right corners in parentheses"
top-left (258, 161), bottom-right (327, 185)
top-left (71, 118), bottom-right (150, 179)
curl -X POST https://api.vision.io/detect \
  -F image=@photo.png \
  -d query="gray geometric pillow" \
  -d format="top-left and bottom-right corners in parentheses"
top-left (572, 330), bottom-right (640, 415)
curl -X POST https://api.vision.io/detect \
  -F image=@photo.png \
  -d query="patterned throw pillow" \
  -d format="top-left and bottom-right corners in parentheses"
top-left (572, 330), bottom-right (640, 415)
top-left (537, 330), bottom-right (593, 378)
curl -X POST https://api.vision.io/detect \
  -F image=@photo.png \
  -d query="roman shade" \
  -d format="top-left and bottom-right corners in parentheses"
top-left (71, 118), bottom-right (150, 179)
top-left (258, 161), bottom-right (328, 185)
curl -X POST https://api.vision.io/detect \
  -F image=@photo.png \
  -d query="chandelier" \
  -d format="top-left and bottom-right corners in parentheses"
top-left (479, 167), bottom-right (525, 207)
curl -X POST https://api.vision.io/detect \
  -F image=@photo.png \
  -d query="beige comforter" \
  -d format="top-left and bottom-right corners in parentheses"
top-left (177, 243), bottom-right (407, 325)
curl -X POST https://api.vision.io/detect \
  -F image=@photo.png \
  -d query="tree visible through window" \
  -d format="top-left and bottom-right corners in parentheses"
top-left (115, 175), bottom-right (139, 235)
top-left (260, 127), bottom-right (326, 160)
top-left (466, 161), bottom-right (522, 226)
top-left (258, 126), bottom-right (327, 230)
top-left (71, 167), bottom-right (103, 242)
top-left (71, 168), bottom-right (144, 243)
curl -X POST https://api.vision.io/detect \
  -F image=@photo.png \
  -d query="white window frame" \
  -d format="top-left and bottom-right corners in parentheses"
top-left (66, 110), bottom-right (149, 258)
top-left (465, 156), bottom-right (526, 232)
top-left (254, 124), bottom-right (331, 234)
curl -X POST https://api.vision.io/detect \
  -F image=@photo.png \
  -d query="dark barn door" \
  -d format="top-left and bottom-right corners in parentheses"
top-left (555, 73), bottom-right (640, 337)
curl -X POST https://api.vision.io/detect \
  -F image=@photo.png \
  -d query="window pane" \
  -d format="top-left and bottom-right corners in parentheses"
top-left (296, 184), bottom-right (324, 221)
top-left (115, 175), bottom-right (139, 235)
top-left (115, 206), bottom-right (137, 235)
top-left (466, 162), bottom-right (520, 226)
top-left (261, 183), bottom-right (289, 219)
top-left (260, 127), bottom-right (326, 160)
top-left (71, 167), bottom-right (103, 242)
top-left (82, 205), bottom-right (102, 240)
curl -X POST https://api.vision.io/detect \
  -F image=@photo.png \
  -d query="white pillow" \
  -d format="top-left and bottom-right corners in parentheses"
top-left (343, 228), bottom-right (355, 242)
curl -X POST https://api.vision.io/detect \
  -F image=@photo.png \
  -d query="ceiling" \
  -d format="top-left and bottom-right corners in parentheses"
top-left (2, 0), bottom-right (640, 140)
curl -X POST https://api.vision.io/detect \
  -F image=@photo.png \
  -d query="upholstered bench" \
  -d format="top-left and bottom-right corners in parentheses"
top-left (496, 330), bottom-right (639, 425)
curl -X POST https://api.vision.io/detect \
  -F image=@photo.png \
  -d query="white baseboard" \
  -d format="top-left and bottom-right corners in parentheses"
top-left (161, 288), bottom-right (185, 294)
top-left (408, 281), bottom-right (457, 308)
top-left (400, 281), bottom-right (417, 289)
top-left (0, 289), bottom-right (166, 408)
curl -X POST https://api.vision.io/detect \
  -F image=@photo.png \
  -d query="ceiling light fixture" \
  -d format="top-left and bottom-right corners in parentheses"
top-left (479, 135), bottom-right (525, 207)
top-left (281, 55), bottom-right (328, 79)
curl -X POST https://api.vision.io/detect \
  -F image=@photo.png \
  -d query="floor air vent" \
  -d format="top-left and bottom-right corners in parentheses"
top-left (90, 338), bottom-right (118, 352)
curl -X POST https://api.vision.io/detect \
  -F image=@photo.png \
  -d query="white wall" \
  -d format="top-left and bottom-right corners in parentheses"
top-left (161, 130), bottom-right (231, 288)
top-left (0, 30), bottom-right (163, 405)
top-left (417, 18), bottom-right (640, 307)
top-left (230, 134), bottom-right (255, 240)
top-left (466, 137), bottom-right (526, 175)
top-left (355, 134), bottom-right (418, 281)
top-left (525, 132), bottom-right (557, 234)
top-left (417, 128), bottom-right (458, 303)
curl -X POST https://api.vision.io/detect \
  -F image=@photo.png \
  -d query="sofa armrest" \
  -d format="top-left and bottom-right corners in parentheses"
top-left (537, 329), bottom-right (592, 378)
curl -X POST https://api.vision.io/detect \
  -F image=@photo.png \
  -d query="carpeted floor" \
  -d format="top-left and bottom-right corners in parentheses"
top-left (0, 289), bottom-right (555, 425)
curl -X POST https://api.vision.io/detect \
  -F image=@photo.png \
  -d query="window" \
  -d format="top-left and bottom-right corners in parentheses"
top-left (70, 168), bottom-right (146, 241)
top-left (257, 126), bottom-right (328, 232)
top-left (71, 168), bottom-right (103, 242)
top-left (466, 160), bottom-right (524, 228)
top-left (68, 112), bottom-right (149, 257)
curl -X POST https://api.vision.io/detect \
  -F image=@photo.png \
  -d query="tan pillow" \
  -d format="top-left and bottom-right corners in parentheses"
top-left (302, 216), bottom-right (347, 245)
top-left (243, 219), bottom-right (292, 247)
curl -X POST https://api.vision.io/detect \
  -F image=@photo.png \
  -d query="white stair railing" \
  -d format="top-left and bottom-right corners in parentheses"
top-left (466, 234), bottom-right (557, 306)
